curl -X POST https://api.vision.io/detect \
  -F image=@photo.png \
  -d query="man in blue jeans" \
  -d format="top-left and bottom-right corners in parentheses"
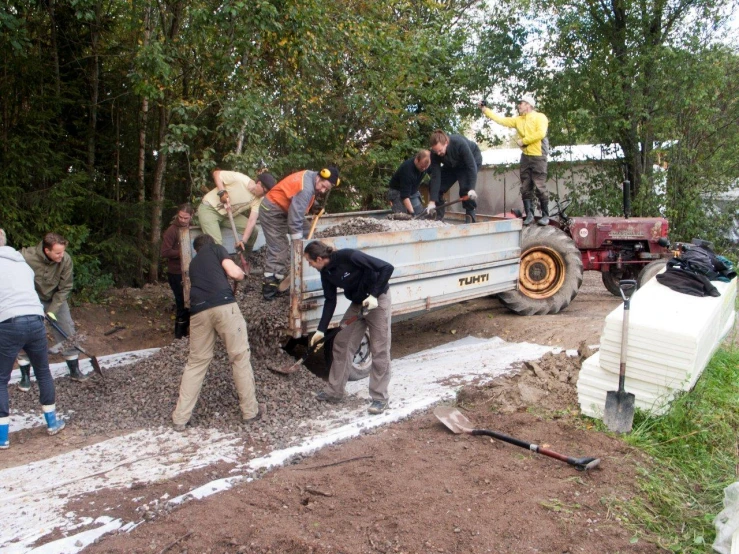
top-left (0, 228), bottom-right (65, 449)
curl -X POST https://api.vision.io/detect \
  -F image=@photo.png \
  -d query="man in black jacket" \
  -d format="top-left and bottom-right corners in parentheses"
top-left (304, 241), bottom-right (394, 414)
top-left (387, 150), bottom-right (431, 215)
top-left (427, 130), bottom-right (483, 222)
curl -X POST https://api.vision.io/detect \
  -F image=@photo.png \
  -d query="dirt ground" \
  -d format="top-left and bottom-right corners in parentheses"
top-left (7, 273), bottom-right (670, 553)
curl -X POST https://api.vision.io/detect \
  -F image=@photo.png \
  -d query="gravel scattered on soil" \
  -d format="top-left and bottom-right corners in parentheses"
top-left (10, 254), bottom-right (364, 447)
top-left (315, 216), bottom-right (449, 238)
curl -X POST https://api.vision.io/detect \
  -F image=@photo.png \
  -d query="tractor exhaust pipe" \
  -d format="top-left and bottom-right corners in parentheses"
top-left (623, 180), bottom-right (631, 219)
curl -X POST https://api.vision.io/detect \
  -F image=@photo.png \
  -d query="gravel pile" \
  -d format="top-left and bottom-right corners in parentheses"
top-left (315, 216), bottom-right (449, 238)
top-left (12, 215), bottom-right (436, 446)
top-left (11, 267), bottom-right (361, 447)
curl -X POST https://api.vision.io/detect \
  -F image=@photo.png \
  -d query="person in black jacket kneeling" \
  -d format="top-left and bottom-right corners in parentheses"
top-left (304, 241), bottom-right (394, 414)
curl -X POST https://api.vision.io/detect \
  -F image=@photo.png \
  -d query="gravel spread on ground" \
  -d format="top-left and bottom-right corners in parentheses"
top-left (10, 251), bottom-right (364, 447)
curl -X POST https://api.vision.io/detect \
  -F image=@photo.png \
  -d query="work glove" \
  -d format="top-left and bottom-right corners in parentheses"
top-left (468, 190), bottom-right (478, 201)
top-left (46, 312), bottom-right (57, 322)
top-left (310, 330), bottom-right (324, 348)
top-left (362, 295), bottom-right (379, 311)
top-left (425, 201), bottom-right (436, 215)
top-left (290, 232), bottom-right (303, 240)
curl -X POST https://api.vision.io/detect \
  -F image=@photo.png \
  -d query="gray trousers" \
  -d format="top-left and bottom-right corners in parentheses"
top-left (18, 300), bottom-right (78, 363)
top-left (325, 293), bottom-right (392, 401)
top-left (258, 198), bottom-right (290, 277)
top-left (520, 154), bottom-right (548, 203)
top-left (387, 189), bottom-right (423, 215)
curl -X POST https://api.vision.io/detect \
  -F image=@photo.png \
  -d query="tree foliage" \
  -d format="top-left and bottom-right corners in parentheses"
top-left (0, 0), bottom-right (484, 285)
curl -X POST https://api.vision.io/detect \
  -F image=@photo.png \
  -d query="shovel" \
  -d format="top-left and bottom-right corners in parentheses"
top-left (223, 200), bottom-right (250, 293)
top-left (414, 195), bottom-right (469, 220)
top-left (434, 406), bottom-right (601, 471)
top-left (271, 310), bottom-right (366, 375)
top-left (45, 313), bottom-right (105, 380)
top-left (604, 279), bottom-right (637, 433)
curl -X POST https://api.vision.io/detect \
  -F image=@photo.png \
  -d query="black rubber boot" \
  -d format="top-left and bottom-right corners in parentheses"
top-left (522, 199), bottom-right (534, 225)
top-left (262, 276), bottom-right (278, 301)
top-left (18, 365), bottom-right (32, 392)
top-left (174, 319), bottom-right (188, 339)
top-left (435, 204), bottom-right (446, 221)
top-left (67, 359), bottom-right (90, 382)
top-left (537, 199), bottom-right (550, 226)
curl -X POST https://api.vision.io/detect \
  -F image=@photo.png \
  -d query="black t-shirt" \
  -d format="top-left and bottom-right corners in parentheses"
top-left (189, 243), bottom-right (235, 315)
top-left (389, 157), bottom-right (429, 199)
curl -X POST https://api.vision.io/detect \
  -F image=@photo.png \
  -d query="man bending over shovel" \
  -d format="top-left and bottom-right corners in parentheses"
top-left (199, 169), bottom-right (276, 253)
top-left (304, 241), bottom-right (394, 414)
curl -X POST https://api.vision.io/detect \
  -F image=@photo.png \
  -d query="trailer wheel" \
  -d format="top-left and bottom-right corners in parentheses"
top-left (601, 266), bottom-right (640, 296)
top-left (348, 330), bottom-right (372, 381)
top-left (637, 259), bottom-right (668, 288)
top-left (497, 225), bottom-right (583, 315)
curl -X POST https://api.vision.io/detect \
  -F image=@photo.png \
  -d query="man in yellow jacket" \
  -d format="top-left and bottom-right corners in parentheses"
top-left (480, 94), bottom-right (550, 225)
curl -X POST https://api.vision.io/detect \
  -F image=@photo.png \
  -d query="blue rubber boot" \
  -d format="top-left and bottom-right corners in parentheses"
top-left (42, 405), bottom-right (66, 435)
top-left (0, 417), bottom-right (9, 449)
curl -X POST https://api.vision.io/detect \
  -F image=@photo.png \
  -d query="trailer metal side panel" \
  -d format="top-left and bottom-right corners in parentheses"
top-left (288, 215), bottom-right (521, 336)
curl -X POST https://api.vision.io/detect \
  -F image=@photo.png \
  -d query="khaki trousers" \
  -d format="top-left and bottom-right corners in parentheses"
top-left (172, 303), bottom-right (258, 424)
top-left (325, 293), bottom-right (392, 401)
top-left (197, 203), bottom-right (258, 252)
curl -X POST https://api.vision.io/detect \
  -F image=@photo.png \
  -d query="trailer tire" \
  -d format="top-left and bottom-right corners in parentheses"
top-left (498, 225), bottom-right (583, 315)
top-left (348, 330), bottom-right (372, 381)
top-left (601, 266), bottom-right (640, 296)
top-left (637, 259), bottom-right (668, 288)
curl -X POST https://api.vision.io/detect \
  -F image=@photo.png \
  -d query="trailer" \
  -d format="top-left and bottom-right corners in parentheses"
top-left (283, 210), bottom-right (522, 337)
top-left (181, 210), bottom-right (531, 379)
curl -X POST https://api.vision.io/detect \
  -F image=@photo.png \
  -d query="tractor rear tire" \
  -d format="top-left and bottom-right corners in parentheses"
top-left (637, 259), bottom-right (668, 288)
top-left (601, 266), bottom-right (640, 297)
top-left (497, 225), bottom-right (584, 316)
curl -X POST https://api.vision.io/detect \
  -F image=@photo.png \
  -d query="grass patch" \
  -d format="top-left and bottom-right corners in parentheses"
top-left (618, 347), bottom-right (739, 552)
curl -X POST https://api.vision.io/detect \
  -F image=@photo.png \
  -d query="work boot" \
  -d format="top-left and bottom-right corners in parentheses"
top-left (465, 209), bottom-right (476, 224)
top-left (435, 204), bottom-right (446, 221)
top-left (368, 400), bottom-right (389, 415)
top-left (0, 417), bottom-right (9, 449)
top-left (18, 365), bottom-right (32, 392)
top-left (66, 359), bottom-right (89, 382)
top-left (42, 405), bottom-right (66, 435)
top-left (522, 199), bottom-right (534, 225)
top-left (537, 199), bottom-right (550, 226)
top-left (262, 275), bottom-right (278, 301)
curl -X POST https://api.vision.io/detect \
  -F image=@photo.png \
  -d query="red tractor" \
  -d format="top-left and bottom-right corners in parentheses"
top-left (496, 182), bottom-right (671, 315)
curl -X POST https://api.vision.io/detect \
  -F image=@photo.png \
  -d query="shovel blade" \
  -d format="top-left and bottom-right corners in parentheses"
top-left (90, 356), bottom-right (105, 380)
top-left (603, 390), bottom-right (635, 433)
top-left (270, 358), bottom-right (304, 375)
top-left (433, 406), bottom-right (475, 434)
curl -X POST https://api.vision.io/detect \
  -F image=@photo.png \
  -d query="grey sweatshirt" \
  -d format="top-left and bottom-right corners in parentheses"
top-left (0, 246), bottom-right (44, 322)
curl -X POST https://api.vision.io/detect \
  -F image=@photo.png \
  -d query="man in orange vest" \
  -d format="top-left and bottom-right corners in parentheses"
top-left (258, 166), bottom-right (339, 300)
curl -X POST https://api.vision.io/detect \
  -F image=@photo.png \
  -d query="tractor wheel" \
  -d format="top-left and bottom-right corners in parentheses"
top-left (601, 266), bottom-right (640, 297)
top-left (637, 259), bottom-right (668, 288)
top-left (498, 225), bottom-right (584, 316)
top-left (348, 330), bottom-right (372, 381)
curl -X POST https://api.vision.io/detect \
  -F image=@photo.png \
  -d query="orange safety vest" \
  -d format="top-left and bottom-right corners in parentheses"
top-left (266, 171), bottom-right (316, 214)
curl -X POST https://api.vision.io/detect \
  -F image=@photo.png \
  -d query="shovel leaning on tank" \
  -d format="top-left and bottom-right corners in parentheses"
top-left (603, 279), bottom-right (637, 433)
top-left (45, 313), bottom-right (105, 380)
top-left (434, 406), bottom-right (600, 471)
